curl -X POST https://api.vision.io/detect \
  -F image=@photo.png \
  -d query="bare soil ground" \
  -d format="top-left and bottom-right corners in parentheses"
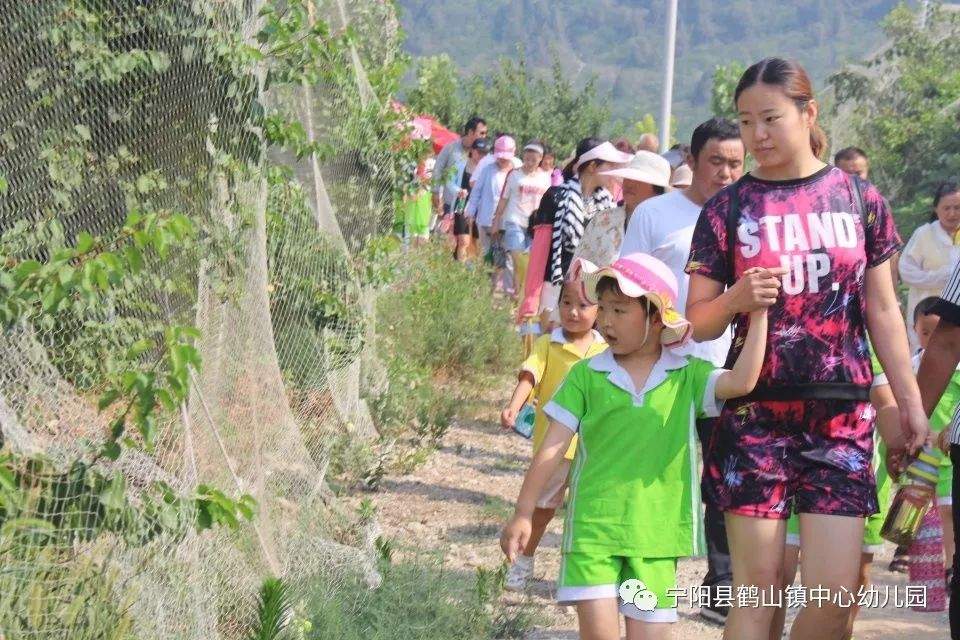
top-left (363, 376), bottom-right (948, 639)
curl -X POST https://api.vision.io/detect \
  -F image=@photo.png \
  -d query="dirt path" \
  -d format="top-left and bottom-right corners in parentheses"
top-left (365, 376), bottom-right (948, 639)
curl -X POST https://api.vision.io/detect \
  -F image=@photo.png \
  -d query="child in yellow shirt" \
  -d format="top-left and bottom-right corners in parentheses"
top-left (500, 279), bottom-right (606, 591)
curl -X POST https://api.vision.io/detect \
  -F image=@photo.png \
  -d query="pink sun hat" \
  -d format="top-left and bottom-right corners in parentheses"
top-left (493, 135), bottom-right (517, 160)
top-left (573, 252), bottom-right (693, 347)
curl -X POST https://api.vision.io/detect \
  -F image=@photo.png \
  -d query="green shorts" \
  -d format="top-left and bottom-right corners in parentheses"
top-left (786, 509), bottom-right (886, 554)
top-left (935, 449), bottom-right (953, 504)
top-left (557, 553), bottom-right (678, 623)
top-left (938, 464), bottom-right (953, 503)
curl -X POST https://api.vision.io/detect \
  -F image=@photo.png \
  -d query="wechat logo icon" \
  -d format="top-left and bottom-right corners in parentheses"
top-left (618, 579), bottom-right (658, 611)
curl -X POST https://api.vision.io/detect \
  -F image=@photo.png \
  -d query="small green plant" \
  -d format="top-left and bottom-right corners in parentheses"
top-left (375, 536), bottom-right (394, 564)
top-left (474, 564), bottom-right (507, 605)
top-left (247, 578), bottom-right (293, 640)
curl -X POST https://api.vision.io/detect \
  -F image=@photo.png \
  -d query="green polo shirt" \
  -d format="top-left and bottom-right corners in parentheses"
top-left (544, 349), bottom-right (723, 559)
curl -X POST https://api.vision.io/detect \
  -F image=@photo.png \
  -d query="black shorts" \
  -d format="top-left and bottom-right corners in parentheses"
top-left (453, 212), bottom-right (476, 237)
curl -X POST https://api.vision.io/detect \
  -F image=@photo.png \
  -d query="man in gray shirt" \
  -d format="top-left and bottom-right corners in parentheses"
top-left (432, 115), bottom-right (487, 217)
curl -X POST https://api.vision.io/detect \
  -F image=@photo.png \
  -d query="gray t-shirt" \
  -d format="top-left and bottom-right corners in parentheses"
top-left (433, 139), bottom-right (469, 207)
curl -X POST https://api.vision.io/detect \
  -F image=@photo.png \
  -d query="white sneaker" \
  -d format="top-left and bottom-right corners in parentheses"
top-left (504, 556), bottom-right (534, 592)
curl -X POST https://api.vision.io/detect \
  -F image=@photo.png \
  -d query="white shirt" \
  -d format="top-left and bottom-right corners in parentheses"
top-left (502, 169), bottom-right (551, 228)
top-left (465, 162), bottom-right (511, 227)
top-left (899, 220), bottom-right (960, 348)
top-left (433, 139), bottom-right (469, 207)
top-left (619, 189), bottom-right (732, 367)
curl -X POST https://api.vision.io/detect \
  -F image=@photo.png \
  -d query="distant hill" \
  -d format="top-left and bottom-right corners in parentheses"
top-left (396, 0), bottom-right (906, 137)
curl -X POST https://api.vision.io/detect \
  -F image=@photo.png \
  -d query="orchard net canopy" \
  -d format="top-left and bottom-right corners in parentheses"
top-left (0, 0), bottom-right (408, 637)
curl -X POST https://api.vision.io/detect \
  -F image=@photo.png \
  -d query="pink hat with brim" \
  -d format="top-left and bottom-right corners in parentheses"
top-left (573, 253), bottom-right (693, 347)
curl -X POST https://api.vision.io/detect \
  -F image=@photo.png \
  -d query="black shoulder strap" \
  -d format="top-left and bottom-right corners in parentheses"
top-left (850, 174), bottom-right (867, 227)
top-left (725, 180), bottom-right (743, 287)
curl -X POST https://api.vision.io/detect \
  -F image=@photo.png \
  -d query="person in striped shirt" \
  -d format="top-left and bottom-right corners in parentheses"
top-left (917, 260), bottom-right (960, 639)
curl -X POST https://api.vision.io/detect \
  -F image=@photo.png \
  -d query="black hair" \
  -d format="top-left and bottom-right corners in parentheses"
top-left (914, 296), bottom-right (941, 325)
top-left (463, 116), bottom-right (486, 135)
top-left (594, 276), bottom-right (656, 315)
top-left (558, 279), bottom-right (590, 304)
top-left (653, 185), bottom-right (666, 196)
top-left (834, 146), bottom-right (867, 165)
top-left (930, 181), bottom-right (960, 222)
top-left (690, 117), bottom-right (740, 161)
top-left (562, 136), bottom-right (604, 181)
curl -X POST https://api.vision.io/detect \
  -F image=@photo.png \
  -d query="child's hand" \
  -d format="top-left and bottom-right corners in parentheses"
top-left (938, 428), bottom-right (950, 455)
top-left (501, 407), bottom-right (517, 430)
top-left (500, 514), bottom-right (532, 563)
top-left (728, 266), bottom-right (787, 312)
top-left (885, 446), bottom-right (909, 481)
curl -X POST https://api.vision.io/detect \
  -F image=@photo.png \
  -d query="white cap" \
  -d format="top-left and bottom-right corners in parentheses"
top-left (574, 141), bottom-right (634, 171)
top-left (523, 142), bottom-right (545, 155)
top-left (598, 151), bottom-right (672, 188)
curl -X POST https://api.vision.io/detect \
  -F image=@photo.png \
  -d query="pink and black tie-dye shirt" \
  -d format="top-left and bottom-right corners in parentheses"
top-left (686, 166), bottom-right (901, 393)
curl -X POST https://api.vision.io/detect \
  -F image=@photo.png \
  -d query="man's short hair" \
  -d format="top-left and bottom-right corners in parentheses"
top-left (690, 118), bottom-right (740, 160)
top-left (834, 146), bottom-right (868, 165)
top-left (914, 296), bottom-right (941, 325)
top-left (463, 116), bottom-right (486, 135)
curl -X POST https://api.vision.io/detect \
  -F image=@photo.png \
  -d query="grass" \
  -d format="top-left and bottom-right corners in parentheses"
top-left (480, 495), bottom-right (515, 523)
top-left (297, 552), bottom-right (538, 640)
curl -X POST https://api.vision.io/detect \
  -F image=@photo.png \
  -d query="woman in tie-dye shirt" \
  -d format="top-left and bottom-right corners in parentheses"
top-left (684, 57), bottom-right (928, 638)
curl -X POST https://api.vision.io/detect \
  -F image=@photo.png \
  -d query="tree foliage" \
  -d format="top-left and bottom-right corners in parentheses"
top-left (711, 61), bottom-right (746, 121)
top-left (829, 2), bottom-right (960, 234)
top-left (406, 54), bottom-right (464, 126)
top-left (398, 0), bottom-right (901, 136)
top-left (404, 49), bottom-right (609, 156)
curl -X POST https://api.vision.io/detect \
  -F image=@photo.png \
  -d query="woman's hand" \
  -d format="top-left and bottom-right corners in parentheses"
top-left (500, 514), bottom-right (532, 563)
top-left (726, 266), bottom-right (788, 313)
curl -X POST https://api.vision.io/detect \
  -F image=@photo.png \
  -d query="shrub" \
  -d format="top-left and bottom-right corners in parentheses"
top-left (376, 243), bottom-right (519, 375)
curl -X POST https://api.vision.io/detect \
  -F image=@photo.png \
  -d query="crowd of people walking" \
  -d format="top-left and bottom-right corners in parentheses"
top-left (413, 56), bottom-right (960, 640)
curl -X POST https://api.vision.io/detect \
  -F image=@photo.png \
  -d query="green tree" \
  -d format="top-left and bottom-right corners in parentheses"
top-left (405, 54), bottom-right (463, 125)
top-left (829, 3), bottom-right (960, 235)
top-left (630, 113), bottom-right (678, 148)
top-left (461, 49), bottom-right (609, 156)
top-left (710, 61), bottom-right (746, 121)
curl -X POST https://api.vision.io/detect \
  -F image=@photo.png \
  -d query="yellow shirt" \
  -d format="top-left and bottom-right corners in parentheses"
top-left (521, 328), bottom-right (607, 459)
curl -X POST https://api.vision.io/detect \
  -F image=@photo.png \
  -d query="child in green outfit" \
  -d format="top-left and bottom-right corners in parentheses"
top-left (500, 253), bottom-right (770, 640)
